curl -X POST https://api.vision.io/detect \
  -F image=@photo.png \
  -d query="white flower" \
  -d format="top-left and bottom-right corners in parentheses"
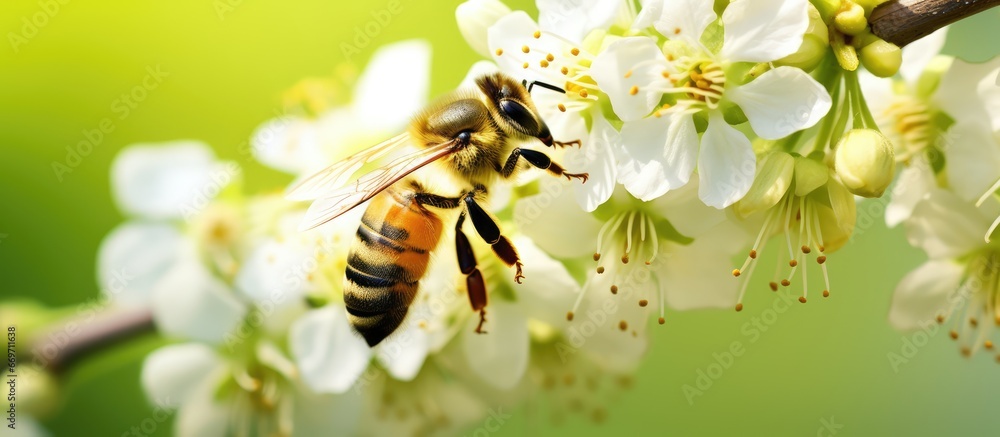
top-left (890, 189), bottom-right (1000, 359)
top-left (356, 361), bottom-right (490, 436)
top-left (99, 142), bottom-right (234, 309)
top-left (515, 179), bottom-right (749, 364)
top-left (861, 32), bottom-right (1000, 227)
top-left (486, 11), bottom-right (616, 210)
top-left (731, 152), bottom-right (856, 309)
top-left (590, 0), bottom-right (831, 207)
top-left (142, 342), bottom-right (362, 436)
top-left (251, 40), bottom-right (432, 176)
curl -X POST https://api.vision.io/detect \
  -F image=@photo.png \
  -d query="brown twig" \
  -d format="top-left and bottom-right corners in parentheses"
top-left (870, 0), bottom-right (1000, 47)
top-left (29, 308), bottom-right (155, 374)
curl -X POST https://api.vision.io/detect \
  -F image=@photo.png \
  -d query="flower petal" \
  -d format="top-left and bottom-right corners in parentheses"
top-left (508, 236), bottom-right (578, 328)
top-left (456, 0), bottom-right (512, 57)
top-left (97, 222), bottom-right (184, 307)
top-left (885, 157), bottom-right (934, 227)
top-left (151, 258), bottom-right (246, 344)
top-left (618, 114), bottom-right (698, 201)
top-left (537, 0), bottom-right (624, 42)
top-left (944, 121), bottom-right (1000, 202)
top-left (697, 113), bottom-right (756, 208)
top-left (632, 0), bottom-right (663, 30)
top-left (937, 57), bottom-right (1000, 130)
top-left (570, 270), bottom-right (649, 372)
top-left (906, 189), bottom-right (990, 259)
top-left (141, 343), bottom-right (222, 407)
top-left (353, 40), bottom-right (431, 133)
top-left (899, 27), bottom-right (948, 86)
top-left (727, 66), bottom-right (832, 139)
top-left (291, 384), bottom-right (364, 436)
top-left (514, 180), bottom-right (604, 258)
top-left (235, 237), bottom-right (315, 303)
top-left (250, 114), bottom-right (335, 175)
top-left (734, 151), bottom-right (794, 218)
top-left (289, 306), bottom-right (372, 394)
top-left (721, 0), bottom-right (809, 63)
top-left (590, 37), bottom-right (666, 122)
top-left (174, 381), bottom-right (231, 437)
top-left (462, 300), bottom-right (528, 389)
top-left (111, 141), bottom-right (229, 219)
top-left (374, 320), bottom-right (429, 382)
top-left (653, 0), bottom-right (716, 47)
top-left (566, 114), bottom-right (618, 210)
top-left (889, 260), bottom-right (964, 331)
top-left (662, 220), bottom-right (750, 310)
top-left (653, 178), bottom-right (727, 238)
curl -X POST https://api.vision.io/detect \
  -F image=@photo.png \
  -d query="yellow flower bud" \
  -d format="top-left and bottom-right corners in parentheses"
top-left (834, 2), bottom-right (868, 35)
top-left (736, 152), bottom-right (795, 218)
top-left (853, 0), bottom-right (890, 15)
top-left (860, 39), bottom-right (902, 78)
top-left (834, 129), bottom-right (896, 198)
top-left (831, 31), bottom-right (859, 71)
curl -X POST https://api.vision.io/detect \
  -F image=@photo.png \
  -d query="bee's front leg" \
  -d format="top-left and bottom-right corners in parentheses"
top-left (552, 139), bottom-right (581, 148)
top-left (499, 148), bottom-right (588, 183)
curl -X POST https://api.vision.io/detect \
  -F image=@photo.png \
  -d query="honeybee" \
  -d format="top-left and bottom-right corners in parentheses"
top-left (287, 72), bottom-right (588, 347)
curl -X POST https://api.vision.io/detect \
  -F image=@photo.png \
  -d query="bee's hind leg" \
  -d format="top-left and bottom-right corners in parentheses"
top-left (462, 191), bottom-right (525, 284)
top-left (455, 211), bottom-right (488, 334)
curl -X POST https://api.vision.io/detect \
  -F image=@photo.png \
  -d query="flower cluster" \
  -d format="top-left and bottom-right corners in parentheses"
top-left (457, 0), bottom-right (1000, 357)
top-left (76, 0), bottom-right (1000, 434)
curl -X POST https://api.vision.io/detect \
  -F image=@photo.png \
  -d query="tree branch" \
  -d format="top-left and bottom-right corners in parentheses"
top-left (29, 308), bottom-right (155, 374)
top-left (870, 0), bottom-right (1000, 47)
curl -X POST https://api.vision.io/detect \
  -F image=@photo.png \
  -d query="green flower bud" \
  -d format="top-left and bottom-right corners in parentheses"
top-left (736, 152), bottom-right (795, 218)
top-left (834, 129), bottom-right (896, 198)
top-left (721, 100), bottom-right (749, 125)
top-left (859, 38), bottom-right (902, 77)
top-left (813, 0), bottom-right (843, 22)
top-left (834, 1), bottom-right (868, 35)
top-left (794, 155), bottom-right (830, 197)
top-left (776, 3), bottom-right (830, 71)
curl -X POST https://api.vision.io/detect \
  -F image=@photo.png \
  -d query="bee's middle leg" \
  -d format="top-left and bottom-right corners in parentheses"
top-left (500, 148), bottom-right (588, 183)
top-left (462, 191), bottom-right (525, 284)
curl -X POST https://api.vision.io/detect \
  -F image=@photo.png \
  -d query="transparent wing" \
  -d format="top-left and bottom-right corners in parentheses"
top-left (297, 139), bottom-right (459, 231)
top-left (285, 132), bottom-right (411, 201)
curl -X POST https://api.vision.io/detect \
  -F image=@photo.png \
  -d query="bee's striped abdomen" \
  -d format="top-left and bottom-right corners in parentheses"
top-left (344, 187), bottom-right (443, 346)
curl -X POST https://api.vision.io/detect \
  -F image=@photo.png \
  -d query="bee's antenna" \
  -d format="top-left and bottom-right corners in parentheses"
top-left (522, 79), bottom-right (565, 94)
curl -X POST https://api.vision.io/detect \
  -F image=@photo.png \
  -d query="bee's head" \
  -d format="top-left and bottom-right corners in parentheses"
top-left (476, 72), bottom-right (554, 146)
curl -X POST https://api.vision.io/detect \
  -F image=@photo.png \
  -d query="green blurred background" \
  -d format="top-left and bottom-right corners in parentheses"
top-left (1, 1), bottom-right (998, 435)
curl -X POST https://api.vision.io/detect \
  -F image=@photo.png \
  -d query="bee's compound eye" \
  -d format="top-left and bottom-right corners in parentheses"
top-left (499, 99), bottom-right (540, 135)
top-left (457, 130), bottom-right (472, 145)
